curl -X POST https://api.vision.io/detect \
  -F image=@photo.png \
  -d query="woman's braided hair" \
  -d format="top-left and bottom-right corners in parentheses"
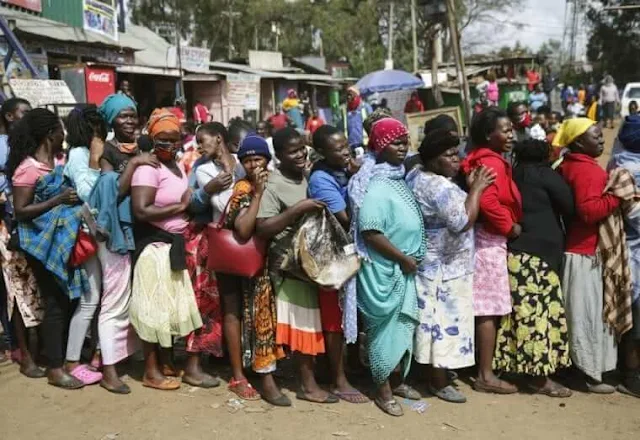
top-left (7, 108), bottom-right (60, 180)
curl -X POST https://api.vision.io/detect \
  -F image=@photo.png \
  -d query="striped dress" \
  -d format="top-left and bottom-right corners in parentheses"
top-left (257, 169), bottom-right (326, 356)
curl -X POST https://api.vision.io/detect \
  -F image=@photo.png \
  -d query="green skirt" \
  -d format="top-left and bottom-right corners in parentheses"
top-left (493, 251), bottom-right (572, 376)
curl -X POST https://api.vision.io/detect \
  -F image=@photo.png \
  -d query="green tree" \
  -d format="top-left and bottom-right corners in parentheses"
top-left (586, 0), bottom-right (640, 85)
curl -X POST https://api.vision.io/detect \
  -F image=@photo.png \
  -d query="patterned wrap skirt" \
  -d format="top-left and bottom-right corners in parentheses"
top-left (472, 226), bottom-right (511, 317)
top-left (493, 251), bottom-right (572, 376)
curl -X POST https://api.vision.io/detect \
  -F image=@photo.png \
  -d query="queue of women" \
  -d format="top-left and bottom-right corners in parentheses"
top-left (1, 91), bottom-right (640, 417)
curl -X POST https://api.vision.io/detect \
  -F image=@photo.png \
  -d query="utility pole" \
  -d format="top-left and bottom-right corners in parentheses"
top-left (445, 0), bottom-right (471, 131)
top-left (431, 25), bottom-right (444, 107)
top-left (221, 1), bottom-right (241, 60)
top-left (386, 1), bottom-right (394, 70)
top-left (174, 1), bottom-right (184, 100)
top-left (411, 0), bottom-right (418, 72)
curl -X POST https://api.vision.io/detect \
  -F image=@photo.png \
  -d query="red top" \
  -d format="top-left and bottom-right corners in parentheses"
top-left (305, 116), bottom-right (325, 134)
top-left (268, 113), bottom-right (288, 131)
top-left (527, 70), bottom-right (541, 91)
top-left (558, 153), bottom-right (620, 255)
top-left (193, 103), bottom-right (209, 124)
top-left (404, 98), bottom-right (425, 113)
top-left (168, 106), bottom-right (186, 123)
top-left (461, 147), bottom-right (522, 236)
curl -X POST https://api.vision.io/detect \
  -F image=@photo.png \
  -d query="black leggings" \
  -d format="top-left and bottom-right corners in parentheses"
top-left (26, 256), bottom-right (70, 369)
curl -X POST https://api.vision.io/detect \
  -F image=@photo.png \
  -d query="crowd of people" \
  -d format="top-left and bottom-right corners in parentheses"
top-left (1, 87), bottom-right (640, 418)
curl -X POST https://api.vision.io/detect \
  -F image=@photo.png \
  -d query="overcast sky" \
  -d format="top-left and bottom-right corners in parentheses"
top-left (463, 0), bottom-right (588, 58)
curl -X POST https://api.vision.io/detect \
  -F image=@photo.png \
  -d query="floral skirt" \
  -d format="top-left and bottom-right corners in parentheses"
top-left (493, 251), bottom-right (571, 376)
top-left (0, 221), bottom-right (42, 327)
top-left (130, 243), bottom-right (202, 348)
top-left (184, 224), bottom-right (223, 357)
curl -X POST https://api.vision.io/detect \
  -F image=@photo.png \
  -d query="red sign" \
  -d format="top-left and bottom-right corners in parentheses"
top-left (84, 67), bottom-right (115, 105)
top-left (1, 0), bottom-right (42, 12)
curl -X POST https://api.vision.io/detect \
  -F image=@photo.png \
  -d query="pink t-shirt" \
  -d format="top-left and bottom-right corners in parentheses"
top-left (12, 157), bottom-right (53, 187)
top-left (131, 163), bottom-right (188, 234)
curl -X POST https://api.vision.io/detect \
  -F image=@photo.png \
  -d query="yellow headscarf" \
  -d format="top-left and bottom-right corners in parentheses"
top-left (552, 118), bottom-right (595, 148)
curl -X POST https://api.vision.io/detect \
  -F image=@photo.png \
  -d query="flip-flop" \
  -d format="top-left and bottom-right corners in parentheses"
top-left (20, 364), bottom-right (46, 379)
top-left (100, 380), bottom-right (131, 395)
top-left (374, 396), bottom-right (403, 417)
top-left (331, 389), bottom-right (370, 404)
top-left (586, 381), bottom-right (615, 394)
top-left (473, 379), bottom-right (517, 395)
top-left (142, 376), bottom-right (181, 391)
top-left (69, 364), bottom-right (103, 385)
top-left (48, 375), bottom-right (85, 390)
top-left (295, 390), bottom-right (339, 404)
top-left (161, 365), bottom-right (183, 377)
top-left (228, 378), bottom-right (261, 400)
top-left (182, 374), bottom-right (220, 389)
top-left (393, 384), bottom-right (421, 400)
top-left (263, 393), bottom-right (292, 407)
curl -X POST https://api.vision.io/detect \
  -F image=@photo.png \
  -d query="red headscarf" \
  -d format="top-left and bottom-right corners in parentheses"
top-left (368, 118), bottom-right (408, 155)
top-left (347, 86), bottom-right (362, 112)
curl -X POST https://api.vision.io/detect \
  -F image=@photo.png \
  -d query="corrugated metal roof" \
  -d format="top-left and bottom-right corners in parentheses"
top-left (1, 6), bottom-right (143, 50)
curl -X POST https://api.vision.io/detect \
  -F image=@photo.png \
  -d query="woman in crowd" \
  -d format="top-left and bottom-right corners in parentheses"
top-left (189, 122), bottom-right (242, 393)
top-left (460, 107), bottom-right (521, 395)
top-left (308, 125), bottom-right (368, 404)
top-left (221, 135), bottom-right (289, 405)
top-left (130, 109), bottom-right (204, 390)
top-left (507, 101), bottom-right (532, 144)
top-left (0, 98), bottom-right (43, 376)
top-left (92, 94), bottom-right (159, 393)
top-left (349, 118), bottom-right (424, 416)
top-left (406, 128), bottom-right (495, 403)
top-left (8, 109), bottom-right (84, 389)
top-left (493, 139), bottom-right (574, 397)
top-left (256, 127), bottom-right (336, 404)
top-left (556, 118), bottom-right (619, 393)
top-left (61, 106), bottom-right (108, 386)
top-left (227, 118), bottom-right (254, 154)
top-left (609, 115), bottom-right (640, 398)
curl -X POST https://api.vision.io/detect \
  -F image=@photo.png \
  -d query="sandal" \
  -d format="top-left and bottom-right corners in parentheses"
top-left (473, 379), bottom-right (517, 395)
top-left (263, 392), bottom-right (292, 407)
top-left (162, 365), bottom-right (183, 377)
top-left (100, 380), bottom-right (131, 395)
top-left (228, 378), bottom-right (260, 400)
top-left (392, 383), bottom-right (421, 400)
top-left (295, 390), bottom-right (339, 404)
top-left (528, 383), bottom-right (572, 398)
top-left (48, 374), bottom-right (85, 390)
top-left (20, 364), bottom-right (46, 379)
top-left (142, 376), bottom-right (181, 391)
top-left (429, 384), bottom-right (467, 403)
top-left (586, 381), bottom-right (615, 394)
top-left (182, 374), bottom-right (220, 389)
top-left (69, 364), bottom-right (103, 385)
top-left (374, 396), bottom-right (403, 417)
top-left (331, 388), bottom-right (370, 404)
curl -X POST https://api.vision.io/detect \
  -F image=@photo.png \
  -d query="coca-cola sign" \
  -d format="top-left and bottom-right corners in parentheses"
top-left (88, 72), bottom-right (111, 83)
top-left (84, 67), bottom-right (115, 105)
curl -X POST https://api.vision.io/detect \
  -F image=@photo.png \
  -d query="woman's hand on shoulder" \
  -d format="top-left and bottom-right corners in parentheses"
top-left (132, 152), bottom-right (160, 169)
top-left (467, 165), bottom-right (496, 192)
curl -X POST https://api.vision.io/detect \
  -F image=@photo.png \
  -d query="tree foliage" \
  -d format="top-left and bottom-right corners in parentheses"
top-left (587, 0), bottom-right (640, 85)
top-left (129, 0), bottom-right (518, 77)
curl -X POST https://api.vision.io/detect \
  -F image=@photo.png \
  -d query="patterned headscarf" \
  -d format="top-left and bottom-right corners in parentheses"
top-left (99, 93), bottom-right (137, 127)
top-left (368, 117), bottom-right (409, 155)
top-left (147, 108), bottom-right (180, 138)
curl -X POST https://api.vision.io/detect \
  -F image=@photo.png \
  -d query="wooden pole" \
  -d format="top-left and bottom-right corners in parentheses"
top-left (445, 0), bottom-right (471, 130)
top-left (431, 25), bottom-right (444, 107)
top-left (387, 1), bottom-right (394, 68)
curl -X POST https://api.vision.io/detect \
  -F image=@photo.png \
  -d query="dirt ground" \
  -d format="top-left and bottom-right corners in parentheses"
top-left (1, 124), bottom-right (639, 440)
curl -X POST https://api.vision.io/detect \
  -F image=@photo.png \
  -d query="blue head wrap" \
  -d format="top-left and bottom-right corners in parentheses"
top-left (619, 114), bottom-right (640, 153)
top-left (99, 93), bottom-right (137, 127)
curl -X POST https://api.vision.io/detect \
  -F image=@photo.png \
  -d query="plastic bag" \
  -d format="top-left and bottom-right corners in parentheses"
top-left (280, 208), bottom-right (360, 289)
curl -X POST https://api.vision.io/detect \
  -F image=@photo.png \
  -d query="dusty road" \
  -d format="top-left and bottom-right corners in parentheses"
top-left (1, 124), bottom-right (639, 440)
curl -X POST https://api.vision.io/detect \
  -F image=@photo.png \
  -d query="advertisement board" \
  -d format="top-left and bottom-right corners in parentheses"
top-left (167, 46), bottom-right (211, 73)
top-left (9, 79), bottom-right (76, 108)
top-left (85, 67), bottom-right (115, 105)
top-left (83, 0), bottom-right (118, 42)
top-left (1, 0), bottom-right (42, 12)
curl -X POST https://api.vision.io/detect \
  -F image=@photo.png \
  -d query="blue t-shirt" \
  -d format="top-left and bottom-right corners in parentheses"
top-left (308, 169), bottom-right (347, 214)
